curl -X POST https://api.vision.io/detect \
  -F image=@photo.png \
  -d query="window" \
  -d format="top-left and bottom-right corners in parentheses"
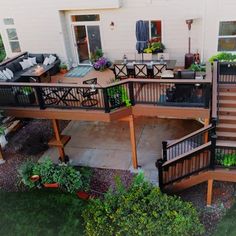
top-left (3, 18), bottom-right (21, 53)
top-left (145, 20), bottom-right (162, 42)
top-left (71, 14), bottom-right (100, 22)
top-left (218, 21), bottom-right (236, 51)
top-left (3, 18), bottom-right (14, 25)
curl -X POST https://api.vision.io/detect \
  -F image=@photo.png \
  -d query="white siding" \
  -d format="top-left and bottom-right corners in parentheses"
top-left (0, 0), bottom-right (236, 65)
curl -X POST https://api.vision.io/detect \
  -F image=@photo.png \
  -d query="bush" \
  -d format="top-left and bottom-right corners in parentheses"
top-left (189, 63), bottom-right (206, 72)
top-left (216, 151), bottom-right (236, 167)
top-left (83, 174), bottom-right (204, 236)
top-left (18, 157), bottom-right (89, 193)
top-left (209, 52), bottom-right (236, 63)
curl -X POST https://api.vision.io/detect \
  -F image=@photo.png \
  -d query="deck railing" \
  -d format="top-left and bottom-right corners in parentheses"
top-left (158, 117), bottom-right (217, 189)
top-left (0, 78), bottom-right (212, 113)
top-left (218, 62), bottom-right (236, 84)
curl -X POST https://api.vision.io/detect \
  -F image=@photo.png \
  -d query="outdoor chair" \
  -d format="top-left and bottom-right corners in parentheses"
top-left (81, 78), bottom-right (98, 107)
top-left (114, 64), bottom-right (129, 79)
top-left (134, 64), bottom-right (148, 78)
top-left (153, 64), bottom-right (167, 78)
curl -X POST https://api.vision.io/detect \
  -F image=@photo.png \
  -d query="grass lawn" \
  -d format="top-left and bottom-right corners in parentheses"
top-left (213, 202), bottom-right (236, 236)
top-left (0, 189), bottom-right (86, 236)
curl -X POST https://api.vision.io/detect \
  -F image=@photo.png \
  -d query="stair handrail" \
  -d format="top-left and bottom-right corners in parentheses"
top-left (211, 61), bottom-right (218, 120)
top-left (157, 134), bottom-right (217, 188)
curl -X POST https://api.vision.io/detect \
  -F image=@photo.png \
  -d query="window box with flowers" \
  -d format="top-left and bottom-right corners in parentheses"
top-left (143, 38), bottom-right (166, 54)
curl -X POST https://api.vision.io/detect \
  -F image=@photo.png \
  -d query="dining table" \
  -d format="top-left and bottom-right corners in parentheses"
top-left (111, 59), bottom-right (177, 77)
top-left (113, 59), bottom-right (177, 70)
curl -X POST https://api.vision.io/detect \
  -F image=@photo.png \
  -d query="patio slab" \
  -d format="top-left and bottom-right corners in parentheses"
top-left (42, 117), bottom-right (202, 175)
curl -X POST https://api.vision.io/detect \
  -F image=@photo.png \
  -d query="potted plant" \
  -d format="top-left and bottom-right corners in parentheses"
top-left (60, 63), bottom-right (68, 74)
top-left (91, 48), bottom-right (111, 71)
top-left (0, 125), bottom-right (7, 148)
top-left (107, 84), bottom-right (131, 108)
top-left (17, 87), bottom-right (36, 105)
top-left (144, 39), bottom-right (166, 54)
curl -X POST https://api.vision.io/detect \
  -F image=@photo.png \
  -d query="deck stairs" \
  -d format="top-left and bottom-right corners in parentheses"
top-left (158, 84), bottom-right (236, 194)
top-left (217, 84), bottom-right (236, 147)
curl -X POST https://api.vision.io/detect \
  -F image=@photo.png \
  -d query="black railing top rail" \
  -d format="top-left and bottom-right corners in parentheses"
top-left (163, 141), bottom-right (211, 168)
top-left (166, 124), bottom-right (213, 149)
top-left (0, 77), bottom-right (212, 92)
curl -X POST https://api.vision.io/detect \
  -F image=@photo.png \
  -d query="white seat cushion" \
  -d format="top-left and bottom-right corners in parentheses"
top-left (19, 60), bottom-right (29, 70)
top-left (6, 68), bottom-right (14, 78)
top-left (0, 71), bottom-right (7, 80)
top-left (3, 69), bottom-right (11, 80)
top-left (28, 57), bottom-right (37, 65)
top-left (48, 55), bottom-right (57, 64)
top-left (43, 57), bottom-right (50, 66)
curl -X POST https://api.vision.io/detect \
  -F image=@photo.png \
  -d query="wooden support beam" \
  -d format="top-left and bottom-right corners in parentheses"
top-left (204, 118), bottom-right (210, 143)
top-left (207, 179), bottom-right (213, 206)
top-left (51, 119), bottom-right (66, 162)
top-left (129, 115), bottom-right (138, 169)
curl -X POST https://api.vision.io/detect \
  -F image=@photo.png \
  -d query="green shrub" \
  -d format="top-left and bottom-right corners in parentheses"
top-left (209, 52), bottom-right (236, 63)
top-left (216, 151), bottom-right (236, 167)
top-left (189, 63), bottom-right (206, 72)
top-left (18, 157), bottom-right (87, 193)
top-left (83, 174), bottom-right (204, 236)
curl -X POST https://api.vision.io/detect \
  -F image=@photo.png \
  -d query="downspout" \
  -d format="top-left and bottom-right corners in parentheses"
top-left (201, 0), bottom-right (207, 63)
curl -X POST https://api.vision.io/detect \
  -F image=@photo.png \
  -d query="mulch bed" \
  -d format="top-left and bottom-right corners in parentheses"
top-left (0, 119), bottom-right (236, 235)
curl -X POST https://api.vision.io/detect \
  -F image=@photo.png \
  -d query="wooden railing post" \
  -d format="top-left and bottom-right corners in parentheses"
top-left (35, 87), bottom-right (45, 109)
top-left (210, 134), bottom-right (217, 169)
top-left (103, 88), bottom-right (110, 113)
top-left (162, 141), bottom-right (168, 162)
top-left (156, 159), bottom-right (164, 190)
top-left (128, 81), bottom-right (135, 106)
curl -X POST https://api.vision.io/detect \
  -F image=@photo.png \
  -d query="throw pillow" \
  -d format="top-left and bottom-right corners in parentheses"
top-left (23, 58), bottom-right (32, 68)
top-left (48, 55), bottom-right (57, 64)
top-left (43, 57), bottom-right (50, 66)
top-left (0, 71), bottom-right (7, 80)
top-left (29, 57), bottom-right (37, 65)
top-left (6, 68), bottom-right (14, 78)
top-left (19, 60), bottom-right (29, 70)
top-left (3, 70), bottom-right (12, 80)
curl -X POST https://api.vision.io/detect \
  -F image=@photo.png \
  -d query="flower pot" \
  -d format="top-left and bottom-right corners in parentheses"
top-left (43, 183), bottom-right (59, 188)
top-left (0, 135), bottom-right (7, 148)
top-left (77, 191), bottom-right (90, 200)
top-left (60, 69), bottom-right (68, 74)
top-left (30, 175), bottom-right (40, 182)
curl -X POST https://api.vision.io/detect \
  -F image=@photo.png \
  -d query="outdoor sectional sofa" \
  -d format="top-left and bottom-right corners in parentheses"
top-left (0, 52), bottom-right (60, 82)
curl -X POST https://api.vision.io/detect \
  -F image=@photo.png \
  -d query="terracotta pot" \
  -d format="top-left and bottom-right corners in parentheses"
top-left (30, 175), bottom-right (40, 182)
top-left (60, 69), bottom-right (68, 74)
top-left (77, 191), bottom-right (90, 200)
top-left (43, 183), bottom-right (59, 188)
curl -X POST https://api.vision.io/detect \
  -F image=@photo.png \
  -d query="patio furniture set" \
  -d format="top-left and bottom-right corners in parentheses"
top-left (0, 52), bottom-right (60, 83)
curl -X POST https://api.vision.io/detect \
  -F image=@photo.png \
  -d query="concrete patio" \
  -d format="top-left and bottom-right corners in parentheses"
top-left (42, 117), bottom-right (202, 182)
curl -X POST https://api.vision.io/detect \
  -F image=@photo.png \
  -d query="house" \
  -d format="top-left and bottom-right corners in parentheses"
top-left (0, 0), bottom-right (236, 65)
top-left (0, 0), bottom-right (236, 206)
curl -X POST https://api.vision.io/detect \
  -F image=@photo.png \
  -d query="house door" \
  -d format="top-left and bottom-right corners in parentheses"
top-left (73, 25), bottom-right (102, 64)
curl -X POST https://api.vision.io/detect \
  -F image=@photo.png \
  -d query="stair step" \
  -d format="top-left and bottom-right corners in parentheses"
top-left (219, 100), bottom-right (236, 108)
top-left (219, 115), bottom-right (236, 124)
top-left (217, 131), bottom-right (236, 139)
top-left (217, 123), bottom-right (236, 132)
top-left (219, 86), bottom-right (236, 93)
top-left (217, 140), bottom-right (236, 148)
top-left (219, 107), bottom-right (236, 116)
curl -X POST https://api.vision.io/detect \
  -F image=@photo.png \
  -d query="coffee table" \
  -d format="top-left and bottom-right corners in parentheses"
top-left (21, 64), bottom-right (53, 83)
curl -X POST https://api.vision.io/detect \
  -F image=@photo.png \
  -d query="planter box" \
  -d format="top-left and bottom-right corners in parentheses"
top-left (17, 92), bottom-right (36, 105)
